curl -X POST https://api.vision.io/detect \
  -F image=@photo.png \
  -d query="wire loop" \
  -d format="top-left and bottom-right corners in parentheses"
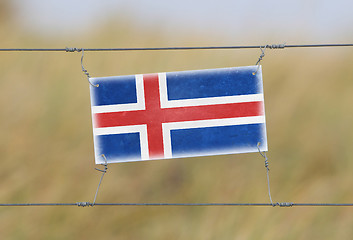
top-left (80, 49), bottom-right (99, 87)
top-left (252, 43), bottom-right (285, 75)
top-left (253, 46), bottom-right (267, 75)
top-left (92, 154), bottom-right (108, 206)
top-left (257, 142), bottom-right (274, 206)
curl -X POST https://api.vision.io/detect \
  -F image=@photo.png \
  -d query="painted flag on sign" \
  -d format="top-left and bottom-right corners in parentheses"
top-left (90, 66), bottom-right (267, 164)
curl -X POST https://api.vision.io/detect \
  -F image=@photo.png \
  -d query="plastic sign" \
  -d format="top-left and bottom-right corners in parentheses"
top-left (90, 66), bottom-right (267, 164)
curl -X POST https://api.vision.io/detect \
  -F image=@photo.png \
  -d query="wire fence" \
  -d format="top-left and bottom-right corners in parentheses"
top-left (1, 42), bottom-right (353, 207)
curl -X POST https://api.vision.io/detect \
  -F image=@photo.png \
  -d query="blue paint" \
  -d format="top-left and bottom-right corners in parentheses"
top-left (166, 67), bottom-right (262, 100)
top-left (95, 133), bottom-right (141, 160)
top-left (91, 76), bottom-right (137, 106)
top-left (170, 123), bottom-right (266, 156)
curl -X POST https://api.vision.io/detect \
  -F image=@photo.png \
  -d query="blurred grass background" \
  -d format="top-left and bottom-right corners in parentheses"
top-left (1, 1), bottom-right (353, 239)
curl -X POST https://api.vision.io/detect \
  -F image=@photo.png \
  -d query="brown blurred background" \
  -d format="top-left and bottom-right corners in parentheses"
top-left (1, 0), bottom-right (353, 239)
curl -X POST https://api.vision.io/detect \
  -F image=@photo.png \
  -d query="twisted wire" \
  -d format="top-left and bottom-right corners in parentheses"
top-left (80, 49), bottom-right (98, 87)
top-left (257, 143), bottom-right (273, 205)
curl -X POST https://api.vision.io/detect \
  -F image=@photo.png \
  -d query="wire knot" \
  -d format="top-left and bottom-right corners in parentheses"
top-left (257, 142), bottom-right (270, 170)
top-left (76, 202), bottom-right (93, 207)
top-left (65, 47), bottom-right (82, 52)
top-left (266, 43), bottom-right (286, 49)
top-left (274, 202), bottom-right (294, 207)
top-left (264, 159), bottom-right (269, 169)
top-left (95, 154), bottom-right (108, 173)
top-left (255, 46), bottom-right (266, 66)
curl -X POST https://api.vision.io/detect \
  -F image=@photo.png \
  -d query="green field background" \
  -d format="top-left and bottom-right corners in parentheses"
top-left (1, 3), bottom-right (353, 239)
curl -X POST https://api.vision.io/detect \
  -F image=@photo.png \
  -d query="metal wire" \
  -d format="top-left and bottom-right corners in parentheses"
top-left (92, 155), bottom-right (108, 205)
top-left (257, 143), bottom-right (273, 205)
top-left (0, 43), bottom-right (353, 52)
top-left (253, 46), bottom-right (267, 75)
top-left (0, 202), bottom-right (353, 207)
top-left (80, 49), bottom-right (99, 87)
top-left (0, 203), bottom-right (78, 206)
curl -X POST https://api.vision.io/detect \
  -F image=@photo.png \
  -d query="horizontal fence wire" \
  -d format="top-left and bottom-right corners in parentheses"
top-left (1, 202), bottom-right (353, 207)
top-left (0, 43), bottom-right (353, 52)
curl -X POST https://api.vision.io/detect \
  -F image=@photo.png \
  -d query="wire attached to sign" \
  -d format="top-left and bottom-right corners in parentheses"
top-left (65, 47), bottom-right (99, 87)
top-left (253, 46), bottom-right (267, 75)
top-left (252, 43), bottom-right (286, 75)
top-left (257, 142), bottom-right (274, 205)
top-left (92, 154), bottom-right (108, 206)
top-left (80, 49), bottom-right (99, 87)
